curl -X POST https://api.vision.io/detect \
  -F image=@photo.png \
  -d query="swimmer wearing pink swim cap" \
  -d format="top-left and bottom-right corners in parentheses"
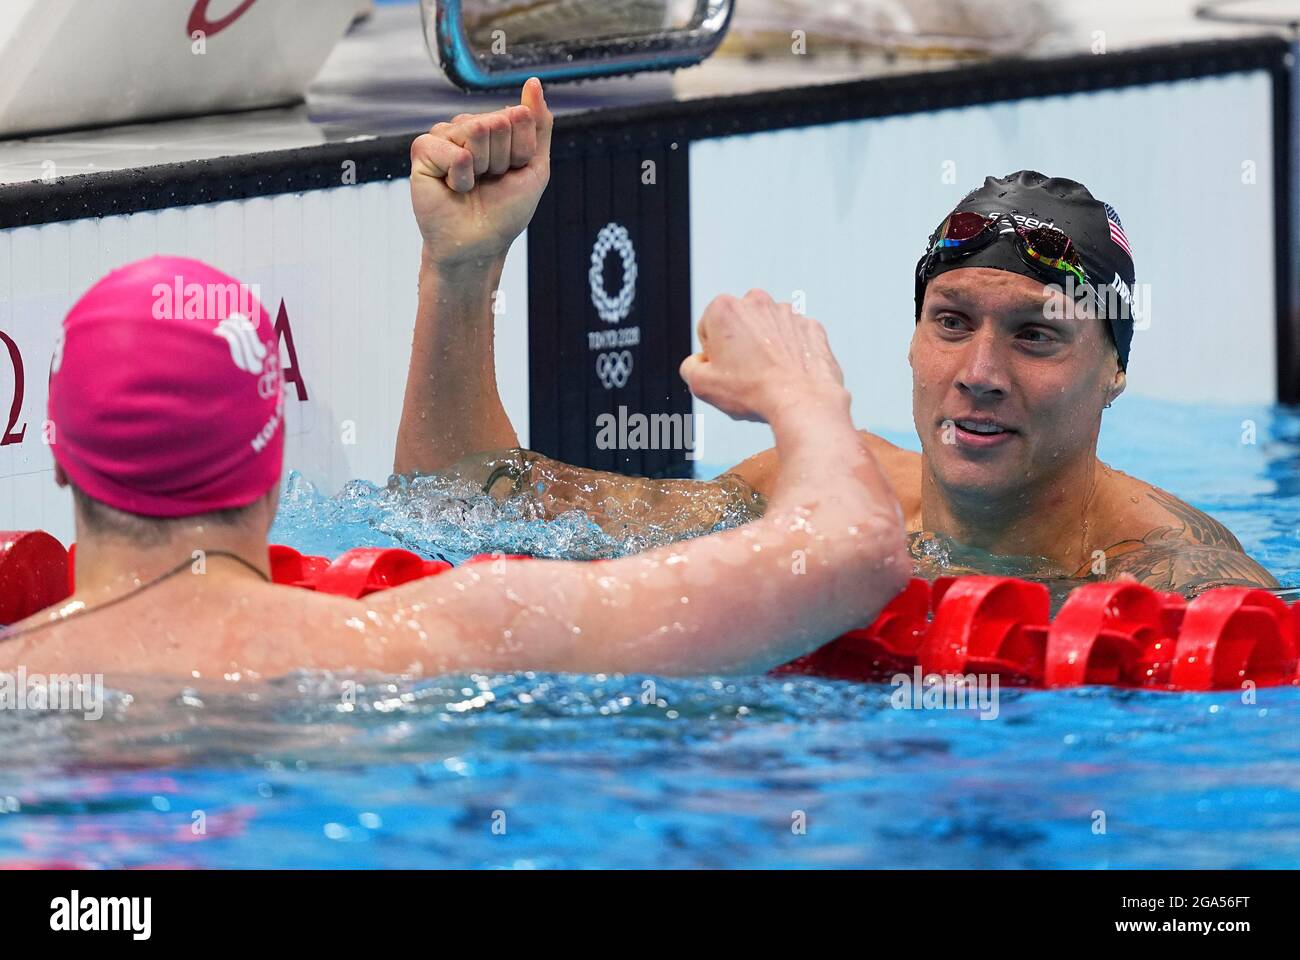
top-left (2, 84), bottom-right (909, 683)
top-left (48, 256), bottom-right (285, 518)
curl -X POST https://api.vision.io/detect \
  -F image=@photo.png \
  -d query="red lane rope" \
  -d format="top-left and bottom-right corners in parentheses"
top-left (8, 531), bottom-right (1297, 690)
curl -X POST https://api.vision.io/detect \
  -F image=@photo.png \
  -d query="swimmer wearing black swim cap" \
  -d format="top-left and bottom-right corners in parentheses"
top-left (401, 118), bottom-right (1275, 597)
top-left (914, 170), bottom-right (1141, 372)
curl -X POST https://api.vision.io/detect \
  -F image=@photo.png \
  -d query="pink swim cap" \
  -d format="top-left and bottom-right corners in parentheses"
top-left (48, 256), bottom-right (285, 518)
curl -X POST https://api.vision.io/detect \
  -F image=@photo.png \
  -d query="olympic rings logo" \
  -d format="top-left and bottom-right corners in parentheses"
top-left (596, 351), bottom-right (633, 390)
top-left (188, 0), bottom-right (259, 38)
top-left (589, 223), bottom-right (637, 324)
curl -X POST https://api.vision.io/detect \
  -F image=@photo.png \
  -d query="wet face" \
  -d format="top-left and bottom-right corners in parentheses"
top-left (909, 267), bottom-right (1124, 503)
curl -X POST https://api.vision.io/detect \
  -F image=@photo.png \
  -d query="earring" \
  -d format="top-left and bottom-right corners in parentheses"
top-left (1104, 401), bottom-right (1113, 409)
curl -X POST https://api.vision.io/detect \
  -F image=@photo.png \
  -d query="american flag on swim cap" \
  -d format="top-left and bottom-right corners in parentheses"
top-left (1103, 202), bottom-right (1132, 258)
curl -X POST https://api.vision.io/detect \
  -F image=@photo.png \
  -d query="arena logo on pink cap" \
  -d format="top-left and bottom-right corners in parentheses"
top-left (48, 256), bottom-right (286, 519)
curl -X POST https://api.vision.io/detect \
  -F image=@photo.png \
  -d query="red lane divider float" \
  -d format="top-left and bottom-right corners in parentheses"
top-left (5, 530), bottom-right (1299, 690)
top-left (1168, 588), bottom-right (1297, 691)
top-left (0, 531), bottom-right (70, 625)
top-left (268, 545), bottom-right (452, 598)
top-left (1043, 581), bottom-right (1170, 687)
top-left (776, 577), bottom-right (929, 681)
top-left (266, 546), bottom-right (529, 597)
top-left (782, 576), bottom-right (1299, 691)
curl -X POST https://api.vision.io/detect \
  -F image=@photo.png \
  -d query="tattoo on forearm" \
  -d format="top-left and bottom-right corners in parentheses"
top-left (473, 449), bottom-right (766, 543)
top-left (480, 449), bottom-right (535, 498)
top-left (482, 463), bottom-right (522, 497)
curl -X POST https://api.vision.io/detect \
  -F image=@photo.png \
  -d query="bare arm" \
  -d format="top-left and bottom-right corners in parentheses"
top-left (426, 426), bottom-right (919, 540)
top-left (394, 79), bottom-right (550, 475)
top-left (433, 446), bottom-right (766, 539)
top-left (376, 294), bottom-right (911, 675)
top-left (392, 80), bottom-right (768, 533)
top-left (394, 254), bottom-right (517, 475)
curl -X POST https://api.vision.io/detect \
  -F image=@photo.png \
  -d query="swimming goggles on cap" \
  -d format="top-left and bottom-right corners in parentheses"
top-left (918, 211), bottom-right (1092, 293)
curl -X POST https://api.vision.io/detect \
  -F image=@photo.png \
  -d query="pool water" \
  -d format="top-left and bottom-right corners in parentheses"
top-left (1, 395), bottom-right (1299, 869)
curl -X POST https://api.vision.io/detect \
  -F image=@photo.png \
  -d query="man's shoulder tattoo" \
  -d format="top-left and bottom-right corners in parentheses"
top-left (1143, 487), bottom-right (1243, 550)
top-left (1099, 540), bottom-right (1277, 594)
top-left (1085, 489), bottom-right (1274, 594)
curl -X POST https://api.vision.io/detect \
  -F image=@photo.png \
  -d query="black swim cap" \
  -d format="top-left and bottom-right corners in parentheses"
top-left (914, 170), bottom-right (1139, 370)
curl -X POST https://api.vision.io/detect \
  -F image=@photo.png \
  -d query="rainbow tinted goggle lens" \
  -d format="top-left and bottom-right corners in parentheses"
top-left (920, 211), bottom-right (1091, 291)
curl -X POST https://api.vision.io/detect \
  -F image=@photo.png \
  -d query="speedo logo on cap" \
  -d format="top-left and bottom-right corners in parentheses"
top-left (982, 211), bottom-right (1056, 231)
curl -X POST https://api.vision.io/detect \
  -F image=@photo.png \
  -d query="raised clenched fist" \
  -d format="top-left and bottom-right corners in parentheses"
top-left (410, 78), bottom-right (554, 269)
top-left (680, 289), bottom-right (847, 424)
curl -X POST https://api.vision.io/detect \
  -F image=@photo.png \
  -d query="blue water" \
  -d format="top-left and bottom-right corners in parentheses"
top-left (2, 395), bottom-right (1299, 868)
